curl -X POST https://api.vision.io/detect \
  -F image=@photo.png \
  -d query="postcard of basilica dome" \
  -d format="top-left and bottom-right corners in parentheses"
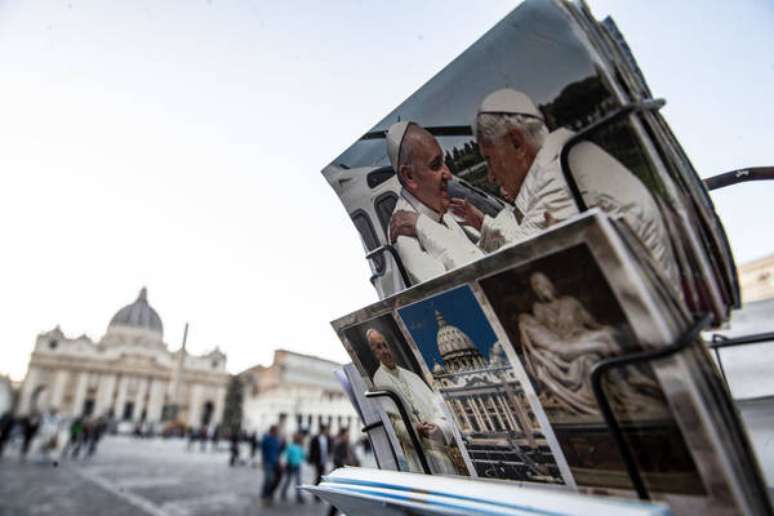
top-left (320, 0), bottom-right (736, 320)
top-left (331, 210), bottom-right (767, 515)
top-left (395, 284), bottom-right (571, 487)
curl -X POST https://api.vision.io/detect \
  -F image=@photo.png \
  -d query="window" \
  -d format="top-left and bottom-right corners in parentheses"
top-left (374, 192), bottom-right (398, 236)
top-left (48, 339), bottom-right (58, 350)
top-left (366, 166), bottom-right (395, 189)
top-left (350, 210), bottom-right (384, 273)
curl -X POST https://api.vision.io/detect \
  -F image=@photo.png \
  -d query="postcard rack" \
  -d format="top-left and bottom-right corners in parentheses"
top-left (590, 313), bottom-right (712, 500)
top-left (364, 389), bottom-right (433, 474)
top-left (709, 331), bottom-right (774, 386)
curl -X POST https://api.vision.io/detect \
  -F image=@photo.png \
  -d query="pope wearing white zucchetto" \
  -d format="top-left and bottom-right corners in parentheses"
top-left (366, 328), bottom-right (458, 475)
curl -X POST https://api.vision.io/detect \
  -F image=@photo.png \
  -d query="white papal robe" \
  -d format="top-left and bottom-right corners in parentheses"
top-left (372, 364), bottom-right (458, 475)
top-left (475, 128), bottom-right (679, 285)
top-left (392, 190), bottom-right (484, 285)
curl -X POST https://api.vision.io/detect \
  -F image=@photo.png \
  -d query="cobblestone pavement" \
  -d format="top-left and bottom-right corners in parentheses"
top-left (1, 436), bottom-right (365, 516)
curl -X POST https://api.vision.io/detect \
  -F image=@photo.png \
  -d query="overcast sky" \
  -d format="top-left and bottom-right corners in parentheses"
top-left (0, 0), bottom-right (772, 382)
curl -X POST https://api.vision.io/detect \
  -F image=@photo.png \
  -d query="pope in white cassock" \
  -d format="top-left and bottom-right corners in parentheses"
top-left (386, 121), bottom-right (484, 285)
top-left (366, 328), bottom-right (459, 475)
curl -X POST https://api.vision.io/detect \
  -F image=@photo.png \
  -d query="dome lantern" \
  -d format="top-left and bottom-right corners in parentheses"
top-left (107, 287), bottom-right (164, 340)
top-left (434, 309), bottom-right (485, 371)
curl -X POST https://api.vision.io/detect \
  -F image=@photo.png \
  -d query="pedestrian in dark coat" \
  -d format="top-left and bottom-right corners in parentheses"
top-left (0, 412), bottom-right (13, 458)
top-left (21, 415), bottom-right (41, 460)
top-left (327, 428), bottom-right (359, 516)
top-left (308, 425), bottom-right (332, 493)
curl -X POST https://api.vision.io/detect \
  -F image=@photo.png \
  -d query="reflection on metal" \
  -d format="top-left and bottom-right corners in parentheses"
top-left (559, 98), bottom-right (666, 213)
top-left (704, 167), bottom-right (774, 191)
top-left (365, 389), bottom-right (432, 475)
top-left (590, 313), bottom-right (712, 501)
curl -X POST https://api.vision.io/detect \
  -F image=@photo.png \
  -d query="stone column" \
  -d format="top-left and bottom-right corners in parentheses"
top-left (496, 395), bottom-right (517, 431)
top-left (467, 397), bottom-right (485, 430)
top-left (188, 384), bottom-right (203, 427)
top-left (453, 398), bottom-right (471, 431)
top-left (72, 372), bottom-right (89, 417)
top-left (213, 384), bottom-right (226, 425)
top-left (17, 367), bottom-right (42, 415)
top-left (113, 375), bottom-right (130, 419)
top-left (488, 395), bottom-right (507, 431)
top-left (502, 380), bottom-right (535, 448)
top-left (475, 397), bottom-right (493, 431)
top-left (51, 370), bottom-right (70, 411)
top-left (146, 378), bottom-right (166, 423)
top-left (134, 378), bottom-right (150, 421)
top-left (95, 374), bottom-right (116, 417)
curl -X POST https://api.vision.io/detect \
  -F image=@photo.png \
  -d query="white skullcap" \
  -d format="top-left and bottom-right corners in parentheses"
top-left (478, 89), bottom-right (543, 121)
top-left (386, 120), bottom-right (416, 171)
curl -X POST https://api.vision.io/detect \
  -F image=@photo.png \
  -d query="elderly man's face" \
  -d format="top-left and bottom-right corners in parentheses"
top-left (479, 128), bottom-right (536, 201)
top-left (400, 127), bottom-right (452, 213)
top-left (368, 330), bottom-right (397, 369)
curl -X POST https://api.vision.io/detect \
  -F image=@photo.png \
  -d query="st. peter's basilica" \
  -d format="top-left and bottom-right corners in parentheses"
top-left (16, 288), bottom-right (229, 430)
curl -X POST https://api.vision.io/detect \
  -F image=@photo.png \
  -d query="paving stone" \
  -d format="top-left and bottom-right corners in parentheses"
top-left (0, 435), bottom-right (358, 516)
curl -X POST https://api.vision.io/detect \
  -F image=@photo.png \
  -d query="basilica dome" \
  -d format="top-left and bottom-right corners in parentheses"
top-left (436, 310), bottom-right (477, 358)
top-left (435, 310), bottom-right (485, 372)
top-left (108, 287), bottom-right (163, 338)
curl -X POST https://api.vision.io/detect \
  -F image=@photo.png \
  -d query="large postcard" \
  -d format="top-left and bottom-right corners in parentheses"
top-left (478, 244), bottom-right (702, 494)
top-left (397, 285), bottom-right (567, 484)
top-left (322, 0), bottom-right (735, 324)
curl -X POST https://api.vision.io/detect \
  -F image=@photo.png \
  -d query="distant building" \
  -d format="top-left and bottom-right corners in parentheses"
top-left (240, 350), bottom-right (360, 437)
top-left (738, 254), bottom-right (774, 303)
top-left (16, 288), bottom-right (229, 430)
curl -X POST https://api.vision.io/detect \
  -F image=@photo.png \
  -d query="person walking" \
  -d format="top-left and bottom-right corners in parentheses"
top-left (64, 416), bottom-right (85, 459)
top-left (87, 416), bottom-right (107, 457)
top-left (271, 428), bottom-right (287, 496)
top-left (0, 412), bottom-right (13, 459)
top-left (308, 424), bottom-right (332, 498)
top-left (186, 426), bottom-right (196, 451)
top-left (327, 428), bottom-right (359, 516)
top-left (199, 427), bottom-right (208, 452)
top-left (279, 433), bottom-right (306, 503)
top-left (20, 414), bottom-right (41, 461)
top-left (248, 431), bottom-right (258, 466)
top-left (228, 430), bottom-right (241, 467)
top-left (35, 408), bottom-right (62, 465)
top-left (260, 425), bottom-right (281, 506)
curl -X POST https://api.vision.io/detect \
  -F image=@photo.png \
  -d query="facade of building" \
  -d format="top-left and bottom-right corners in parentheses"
top-left (16, 288), bottom-right (229, 430)
top-left (240, 349), bottom-right (360, 438)
top-left (738, 254), bottom-right (774, 303)
top-left (429, 310), bottom-right (559, 482)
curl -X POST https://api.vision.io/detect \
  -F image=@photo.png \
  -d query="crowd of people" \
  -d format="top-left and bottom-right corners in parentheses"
top-left (0, 409), bottom-right (108, 464)
top-left (258, 424), bottom-right (360, 510)
top-left (2, 409), bottom-right (365, 511)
